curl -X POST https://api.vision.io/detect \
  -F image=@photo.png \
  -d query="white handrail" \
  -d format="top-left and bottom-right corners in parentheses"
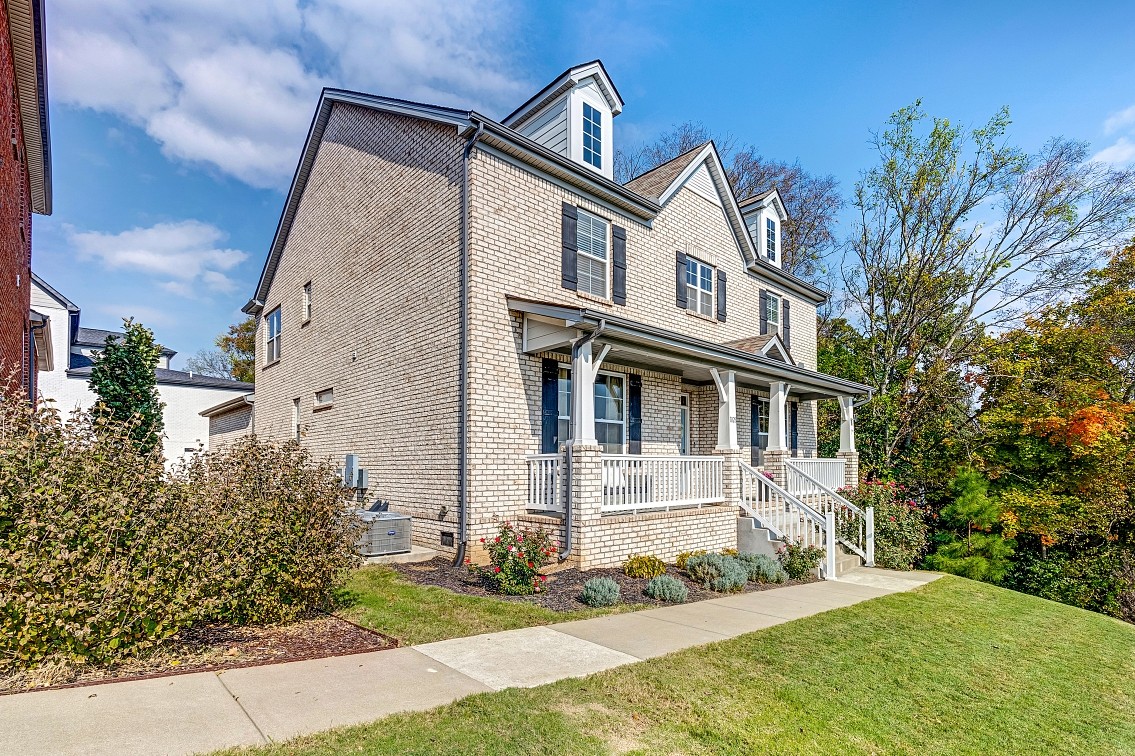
top-left (601, 454), bottom-right (722, 514)
top-left (739, 462), bottom-right (835, 577)
top-left (785, 457), bottom-right (846, 494)
top-left (785, 460), bottom-right (873, 565)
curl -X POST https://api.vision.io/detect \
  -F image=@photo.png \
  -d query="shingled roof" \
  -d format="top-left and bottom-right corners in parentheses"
top-left (621, 142), bottom-right (711, 202)
top-left (723, 335), bottom-right (774, 354)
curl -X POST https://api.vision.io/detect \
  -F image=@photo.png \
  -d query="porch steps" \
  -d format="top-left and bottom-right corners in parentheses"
top-left (736, 516), bottom-right (781, 559)
top-left (834, 549), bottom-right (863, 577)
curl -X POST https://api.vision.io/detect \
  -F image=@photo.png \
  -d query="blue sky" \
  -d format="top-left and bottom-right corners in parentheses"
top-left (36, 0), bottom-right (1135, 367)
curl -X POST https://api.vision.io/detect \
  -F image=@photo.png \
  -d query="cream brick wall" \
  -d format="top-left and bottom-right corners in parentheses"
top-left (207, 405), bottom-right (253, 449)
top-left (253, 104), bottom-right (464, 550)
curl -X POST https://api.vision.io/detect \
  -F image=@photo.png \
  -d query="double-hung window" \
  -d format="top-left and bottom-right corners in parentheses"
top-left (766, 218), bottom-right (777, 261)
top-left (582, 102), bottom-right (602, 169)
top-left (685, 257), bottom-right (714, 317)
top-left (765, 292), bottom-right (781, 336)
top-left (554, 368), bottom-right (626, 454)
top-left (576, 209), bottom-right (609, 298)
top-left (265, 307), bottom-right (282, 363)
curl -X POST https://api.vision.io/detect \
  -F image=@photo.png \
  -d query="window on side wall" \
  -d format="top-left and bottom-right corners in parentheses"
top-left (582, 102), bottom-right (602, 169)
top-left (314, 387), bottom-right (334, 409)
top-left (576, 209), bottom-right (609, 298)
top-left (302, 281), bottom-right (312, 323)
top-left (766, 218), bottom-right (777, 262)
top-left (685, 257), bottom-right (714, 317)
top-left (765, 293), bottom-right (781, 336)
top-left (265, 307), bottom-right (282, 363)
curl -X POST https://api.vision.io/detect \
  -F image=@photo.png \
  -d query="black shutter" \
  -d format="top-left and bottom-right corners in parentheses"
top-left (612, 225), bottom-right (627, 306)
top-left (782, 299), bottom-right (791, 350)
top-left (790, 402), bottom-right (799, 453)
top-left (759, 290), bottom-right (768, 335)
top-left (541, 358), bottom-right (559, 453)
top-left (750, 399), bottom-right (761, 466)
top-left (716, 269), bottom-right (727, 322)
top-left (627, 374), bottom-right (642, 454)
top-left (561, 203), bottom-right (578, 291)
top-left (675, 250), bottom-right (688, 308)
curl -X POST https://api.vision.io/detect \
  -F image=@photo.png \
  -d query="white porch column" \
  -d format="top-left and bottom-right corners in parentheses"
top-left (709, 368), bottom-right (738, 451)
top-left (767, 381), bottom-right (788, 451)
top-left (568, 340), bottom-right (609, 445)
top-left (838, 395), bottom-right (856, 453)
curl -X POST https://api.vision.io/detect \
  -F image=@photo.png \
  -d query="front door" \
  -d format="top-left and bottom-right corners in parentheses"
top-left (751, 397), bottom-right (769, 466)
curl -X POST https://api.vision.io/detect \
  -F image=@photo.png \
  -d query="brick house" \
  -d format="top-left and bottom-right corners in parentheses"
top-left (0, 0), bottom-right (50, 400)
top-left (238, 61), bottom-right (875, 574)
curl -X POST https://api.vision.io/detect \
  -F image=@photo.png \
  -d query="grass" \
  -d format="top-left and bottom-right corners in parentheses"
top-left (230, 576), bottom-right (1135, 755)
top-left (337, 565), bottom-right (635, 645)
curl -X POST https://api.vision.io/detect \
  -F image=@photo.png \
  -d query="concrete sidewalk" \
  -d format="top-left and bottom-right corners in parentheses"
top-left (0, 568), bottom-right (939, 756)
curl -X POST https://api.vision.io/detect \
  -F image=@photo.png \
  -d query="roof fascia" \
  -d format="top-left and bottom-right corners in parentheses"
top-left (7, 0), bottom-right (51, 214)
top-left (503, 59), bottom-right (623, 129)
top-left (759, 333), bottom-right (796, 365)
top-left (30, 272), bottom-right (79, 312)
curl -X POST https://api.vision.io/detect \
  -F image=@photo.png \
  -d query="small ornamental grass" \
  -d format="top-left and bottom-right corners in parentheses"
top-left (684, 553), bottom-right (747, 593)
top-left (780, 541), bottom-right (826, 580)
top-left (644, 575), bottom-right (688, 603)
top-left (675, 550), bottom-right (707, 570)
top-left (735, 552), bottom-right (789, 584)
top-left (623, 554), bottom-right (666, 579)
top-left (580, 577), bottom-right (621, 607)
top-left (473, 523), bottom-right (555, 595)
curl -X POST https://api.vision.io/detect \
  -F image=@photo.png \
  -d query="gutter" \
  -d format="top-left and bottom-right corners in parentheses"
top-left (453, 122), bottom-right (484, 568)
top-left (560, 319), bottom-right (606, 562)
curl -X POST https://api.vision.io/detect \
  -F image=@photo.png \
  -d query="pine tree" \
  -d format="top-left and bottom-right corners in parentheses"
top-left (89, 319), bottom-right (165, 454)
top-left (925, 467), bottom-right (1014, 582)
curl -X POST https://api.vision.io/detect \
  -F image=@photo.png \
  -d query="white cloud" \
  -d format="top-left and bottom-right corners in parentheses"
top-left (1093, 137), bottom-right (1135, 167)
top-left (69, 220), bottom-right (248, 298)
top-left (49, 0), bottom-right (529, 189)
top-left (1104, 104), bottom-right (1135, 135)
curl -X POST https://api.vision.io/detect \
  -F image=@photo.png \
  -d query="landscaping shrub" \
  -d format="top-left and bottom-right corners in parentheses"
top-left (779, 541), bottom-right (826, 580)
top-left (644, 575), bottom-right (688, 603)
top-left (580, 577), bottom-right (621, 607)
top-left (735, 552), bottom-right (788, 584)
top-left (0, 394), bottom-right (363, 670)
top-left (842, 481), bottom-right (930, 571)
top-left (623, 554), bottom-right (666, 579)
top-left (720, 547), bottom-right (739, 556)
top-left (474, 522), bottom-right (554, 595)
top-left (675, 550), bottom-right (707, 570)
top-left (684, 553), bottom-right (747, 593)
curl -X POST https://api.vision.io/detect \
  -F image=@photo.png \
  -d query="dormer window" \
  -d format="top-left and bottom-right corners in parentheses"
top-left (582, 102), bottom-right (602, 169)
top-left (766, 218), bottom-right (777, 262)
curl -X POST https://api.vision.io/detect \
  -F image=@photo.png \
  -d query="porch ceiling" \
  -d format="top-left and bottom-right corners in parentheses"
top-left (510, 297), bottom-right (871, 401)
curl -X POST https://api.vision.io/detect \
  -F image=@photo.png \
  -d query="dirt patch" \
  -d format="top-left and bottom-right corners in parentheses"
top-left (1, 614), bottom-right (396, 696)
top-left (390, 558), bottom-right (815, 611)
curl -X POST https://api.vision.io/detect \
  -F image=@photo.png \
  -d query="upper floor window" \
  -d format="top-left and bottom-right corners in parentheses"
top-left (765, 292), bottom-right (781, 335)
top-left (766, 218), bottom-right (777, 261)
top-left (265, 307), bottom-right (282, 363)
top-left (302, 281), bottom-right (312, 323)
top-left (576, 209), bottom-right (608, 298)
top-left (686, 258), bottom-right (714, 317)
top-left (582, 102), bottom-right (602, 169)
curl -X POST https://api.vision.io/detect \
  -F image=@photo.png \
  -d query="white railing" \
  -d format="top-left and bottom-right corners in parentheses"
top-left (739, 462), bottom-right (830, 565)
top-left (601, 454), bottom-right (723, 514)
top-left (526, 453), bottom-right (565, 513)
top-left (785, 460), bottom-right (874, 566)
top-left (785, 458), bottom-right (846, 495)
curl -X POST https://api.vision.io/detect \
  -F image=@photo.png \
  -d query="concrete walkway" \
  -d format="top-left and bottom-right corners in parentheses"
top-left (0, 568), bottom-right (939, 756)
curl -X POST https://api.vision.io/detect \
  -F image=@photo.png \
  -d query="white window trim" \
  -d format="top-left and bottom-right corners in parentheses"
top-left (594, 369), bottom-right (626, 454)
top-left (582, 101), bottom-right (602, 170)
top-left (302, 281), bottom-right (312, 324)
top-left (766, 217), bottom-right (778, 263)
top-left (314, 387), bottom-right (334, 411)
top-left (766, 292), bottom-right (781, 334)
top-left (265, 307), bottom-right (282, 365)
top-left (685, 257), bottom-right (715, 318)
top-left (679, 392), bottom-right (690, 456)
top-left (576, 208), bottom-right (610, 300)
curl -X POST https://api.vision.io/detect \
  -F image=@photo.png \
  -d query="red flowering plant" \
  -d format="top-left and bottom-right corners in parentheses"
top-left (839, 480), bottom-right (930, 570)
top-left (472, 522), bottom-right (556, 595)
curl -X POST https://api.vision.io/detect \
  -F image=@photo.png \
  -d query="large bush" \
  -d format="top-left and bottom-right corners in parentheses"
top-left (735, 552), bottom-right (788, 584)
top-left (843, 481), bottom-right (931, 571)
top-left (0, 396), bottom-right (361, 670)
top-left (473, 522), bottom-right (554, 595)
top-left (685, 553), bottom-right (747, 593)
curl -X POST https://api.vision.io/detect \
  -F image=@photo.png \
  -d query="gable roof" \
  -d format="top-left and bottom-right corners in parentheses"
top-left (7, 0), bottom-right (51, 215)
top-left (74, 327), bottom-right (176, 358)
top-left (31, 272), bottom-right (77, 312)
top-left (724, 332), bottom-right (795, 365)
top-left (739, 188), bottom-right (788, 222)
top-left (502, 60), bottom-right (624, 129)
top-left (622, 142), bottom-right (709, 202)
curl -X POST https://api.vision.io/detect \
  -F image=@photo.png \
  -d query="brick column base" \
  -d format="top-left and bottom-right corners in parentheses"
top-left (713, 447), bottom-right (742, 508)
top-left (568, 442), bottom-right (603, 570)
top-left (836, 450), bottom-right (860, 489)
top-left (762, 449), bottom-right (791, 489)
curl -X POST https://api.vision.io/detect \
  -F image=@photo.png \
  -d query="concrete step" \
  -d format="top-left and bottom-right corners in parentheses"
top-left (736, 516), bottom-right (780, 559)
top-left (834, 550), bottom-right (863, 577)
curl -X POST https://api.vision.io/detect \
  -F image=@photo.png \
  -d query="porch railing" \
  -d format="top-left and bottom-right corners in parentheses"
top-left (601, 454), bottom-right (723, 514)
top-left (785, 460), bottom-right (874, 566)
top-left (784, 457), bottom-right (846, 495)
top-left (739, 461), bottom-right (837, 578)
top-left (526, 453), bottom-right (565, 513)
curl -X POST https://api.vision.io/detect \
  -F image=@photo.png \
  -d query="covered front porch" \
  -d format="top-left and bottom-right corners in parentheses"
top-left (509, 298), bottom-right (873, 571)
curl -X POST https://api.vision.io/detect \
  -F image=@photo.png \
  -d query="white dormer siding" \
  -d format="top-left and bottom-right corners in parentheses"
top-left (740, 190), bottom-right (787, 269)
top-left (686, 163), bottom-right (721, 206)
top-left (516, 95), bottom-right (569, 156)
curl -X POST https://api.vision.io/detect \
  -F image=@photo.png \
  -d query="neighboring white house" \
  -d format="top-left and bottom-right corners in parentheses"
top-left (30, 274), bottom-right (253, 465)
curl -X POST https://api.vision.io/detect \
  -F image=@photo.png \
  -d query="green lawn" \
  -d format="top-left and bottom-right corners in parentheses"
top-left (236, 576), bottom-right (1135, 755)
top-left (338, 565), bottom-right (634, 645)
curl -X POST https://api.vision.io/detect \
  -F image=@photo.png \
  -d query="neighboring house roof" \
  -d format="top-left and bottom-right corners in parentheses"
top-left (199, 393), bottom-right (255, 418)
top-left (66, 365), bottom-right (253, 391)
top-left (245, 63), bottom-right (829, 312)
top-left (7, 0), bottom-right (51, 215)
top-left (502, 60), bottom-right (624, 129)
top-left (622, 142), bottom-right (710, 202)
top-left (31, 272), bottom-right (78, 312)
top-left (74, 327), bottom-right (177, 358)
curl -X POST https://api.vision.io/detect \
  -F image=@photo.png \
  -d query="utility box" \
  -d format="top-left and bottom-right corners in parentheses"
top-left (357, 510), bottom-right (411, 557)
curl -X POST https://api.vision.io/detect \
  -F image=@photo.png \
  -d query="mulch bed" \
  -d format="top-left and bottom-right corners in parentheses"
top-left (1, 614), bottom-right (396, 696)
top-left (393, 557), bottom-right (816, 611)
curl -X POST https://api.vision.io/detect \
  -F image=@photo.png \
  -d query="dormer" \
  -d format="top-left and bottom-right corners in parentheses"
top-left (739, 189), bottom-right (788, 269)
top-left (503, 60), bottom-right (623, 181)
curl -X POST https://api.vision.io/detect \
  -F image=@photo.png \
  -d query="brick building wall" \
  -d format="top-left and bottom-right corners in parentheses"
top-left (207, 404), bottom-right (253, 449)
top-left (253, 104), bottom-right (465, 548)
top-left (0, 3), bottom-right (32, 395)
